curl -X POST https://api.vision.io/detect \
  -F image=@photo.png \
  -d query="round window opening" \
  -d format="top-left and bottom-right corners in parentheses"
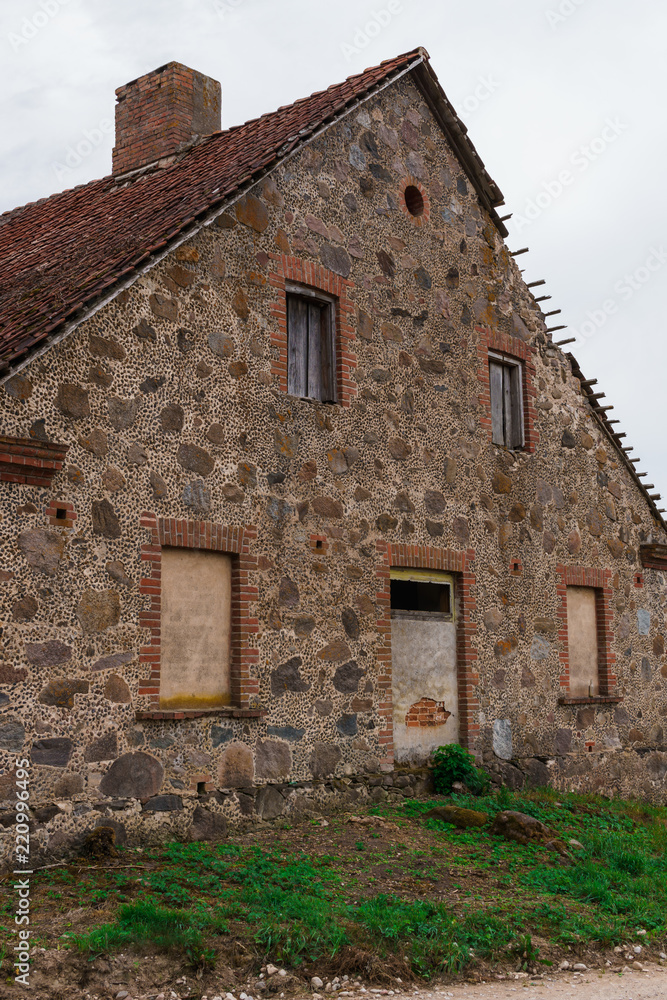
top-left (404, 184), bottom-right (424, 217)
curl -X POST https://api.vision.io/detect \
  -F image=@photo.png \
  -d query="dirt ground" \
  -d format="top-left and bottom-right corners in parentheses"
top-left (1, 962), bottom-right (665, 999)
top-left (404, 964), bottom-right (667, 998)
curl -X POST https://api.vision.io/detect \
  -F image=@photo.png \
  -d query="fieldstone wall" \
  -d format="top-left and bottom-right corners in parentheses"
top-left (1, 73), bottom-right (666, 863)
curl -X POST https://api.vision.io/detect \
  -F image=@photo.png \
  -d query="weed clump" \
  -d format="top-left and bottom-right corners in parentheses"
top-left (431, 744), bottom-right (490, 795)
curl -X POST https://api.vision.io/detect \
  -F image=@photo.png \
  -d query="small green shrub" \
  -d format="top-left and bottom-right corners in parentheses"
top-left (431, 744), bottom-right (490, 795)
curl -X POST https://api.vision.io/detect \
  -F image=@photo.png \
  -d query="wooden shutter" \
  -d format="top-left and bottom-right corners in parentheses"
top-left (502, 365), bottom-right (514, 447)
top-left (489, 361), bottom-right (505, 445)
top-left (306, 302), bottom-right (322, 401)
top-left (320, 303), bottom-right (336, 402)
top-left (508, 363), bottom-right (524, 449)
top-left (287, 296), bottom-right (308, 397)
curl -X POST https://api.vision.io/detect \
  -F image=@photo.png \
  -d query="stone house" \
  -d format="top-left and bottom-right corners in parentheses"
top-left (1, 47), bottom-right (666, 858)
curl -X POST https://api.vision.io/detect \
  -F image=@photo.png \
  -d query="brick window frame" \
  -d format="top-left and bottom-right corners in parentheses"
top-left (137, 513), bottom-right (260, 720)
top-left (476, 327), bottom-right (539, 454)
top-left (555, 564), bottom-right (619, 705)
top-left (268, 254), bottom-right (357, 408)
top-left (375, 542), bottom-right (478, 765)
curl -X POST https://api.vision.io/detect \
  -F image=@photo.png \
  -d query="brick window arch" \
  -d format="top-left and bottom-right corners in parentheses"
top-left (268, 254), bottom-right (357, 407)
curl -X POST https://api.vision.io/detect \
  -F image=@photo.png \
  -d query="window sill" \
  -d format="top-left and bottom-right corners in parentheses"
top-left (136, 707), bottom-right (267, 721)
top-left (283, 392), bottom-right (338, 407)
top-left (558, 696), bottom-right (622, 706)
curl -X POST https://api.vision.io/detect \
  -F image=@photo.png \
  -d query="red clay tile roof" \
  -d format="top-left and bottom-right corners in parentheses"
top-left (0, 46), bottom-right (504, 374)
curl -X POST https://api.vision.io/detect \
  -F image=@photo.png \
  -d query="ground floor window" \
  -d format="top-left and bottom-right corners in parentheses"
top-left (159, 547), bottom-right (232, 709)
top-left (390, 569), bottom-right (453, 619)
top-left (566, 585), bottom-right (601, 697)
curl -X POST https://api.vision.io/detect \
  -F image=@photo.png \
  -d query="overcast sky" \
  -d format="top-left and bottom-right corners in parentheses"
top-left (2, 0), bottom-right (666, 504)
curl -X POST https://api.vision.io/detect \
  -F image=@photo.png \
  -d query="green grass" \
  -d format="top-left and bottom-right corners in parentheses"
top-left (53, 787), bottom-right (667, 979)
top-left (71, 900), bottom-right (221, 970)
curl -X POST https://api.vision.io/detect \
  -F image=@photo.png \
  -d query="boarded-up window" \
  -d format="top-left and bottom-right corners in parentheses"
top-left (489, 354), bottom-right (524, 449)
top-left (286, 292), bottom-right (336, 402)
top-left (567, 586), bottom-right (599, 696)
top-left (159, 548), bottom-right (232, 709)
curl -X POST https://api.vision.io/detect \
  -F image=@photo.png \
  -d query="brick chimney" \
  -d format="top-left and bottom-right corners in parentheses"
top-left (112, 62), bottom-right (221, 175)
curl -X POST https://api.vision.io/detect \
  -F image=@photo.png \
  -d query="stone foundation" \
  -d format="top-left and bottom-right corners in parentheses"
top-left (0, 766), bottom-right (434, 870)
top-left (3, 746), bottom-right (667, 871)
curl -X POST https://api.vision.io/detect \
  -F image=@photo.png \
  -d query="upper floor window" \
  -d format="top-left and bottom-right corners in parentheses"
top-left (286, 289), bottom-right (336, 402)
top-left (489, 352), bottom-right (524, 449)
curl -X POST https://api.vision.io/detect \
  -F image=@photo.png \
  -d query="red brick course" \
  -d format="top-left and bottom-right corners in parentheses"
top-left (405, 697), bottom-right (451, 728)
top-left (375, 542), bottom-right (478, 765)
top-left (0, 435), bottom-right (68, 487)
top-left (138, 513), bottom-right (259, 711)
top-left (268, 255), bottom-right (357, 407)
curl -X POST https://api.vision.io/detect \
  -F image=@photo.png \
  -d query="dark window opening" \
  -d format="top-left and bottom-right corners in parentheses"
top-left (56, 508), bottom-right (67, 520)
top-left (489, 356), bottom-right (524, 449)
top-left (391, 579), bottom-right (451, 616)
top-left (197, 781), bottom-right (207, 796)
top-left (315, 539), bottom-right (323, 549)
top-left (286, 292), bottom-right (336, 402)
top-left (404, 184), bottom-right (424, 217)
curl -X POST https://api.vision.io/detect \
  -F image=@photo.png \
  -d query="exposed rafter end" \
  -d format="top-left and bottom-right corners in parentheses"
top-left (555, 337), bottom-right (576, 346)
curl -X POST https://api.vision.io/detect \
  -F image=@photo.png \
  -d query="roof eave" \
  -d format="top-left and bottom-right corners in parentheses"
top-left (566, 351), bottom-right (667, 534)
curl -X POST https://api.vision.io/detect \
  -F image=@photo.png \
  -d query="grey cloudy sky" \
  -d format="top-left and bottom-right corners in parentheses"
top-left (2, 0), bottom-right (666, 503)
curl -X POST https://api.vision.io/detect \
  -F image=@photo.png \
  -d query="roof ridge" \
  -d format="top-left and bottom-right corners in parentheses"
top-left (0, 46), bottom-right (489, 378)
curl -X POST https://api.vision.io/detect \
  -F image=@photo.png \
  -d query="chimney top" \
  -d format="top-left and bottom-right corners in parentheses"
top-left (112, 61), bottom-right (221, 176)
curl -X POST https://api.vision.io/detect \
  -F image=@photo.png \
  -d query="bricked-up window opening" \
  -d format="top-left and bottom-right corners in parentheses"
top-left (390, 570), bottom-right (453, 620)
top-left (159, 547), bottom-right (232, 710)
top-left (286, 290), bottom-right (336, 402)
top-left (404, 184), bottom-right (424, 217)
top-left (566, 585), bottom-right (602, 697)
top-left (489, 352), bottom-right (524, 449)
